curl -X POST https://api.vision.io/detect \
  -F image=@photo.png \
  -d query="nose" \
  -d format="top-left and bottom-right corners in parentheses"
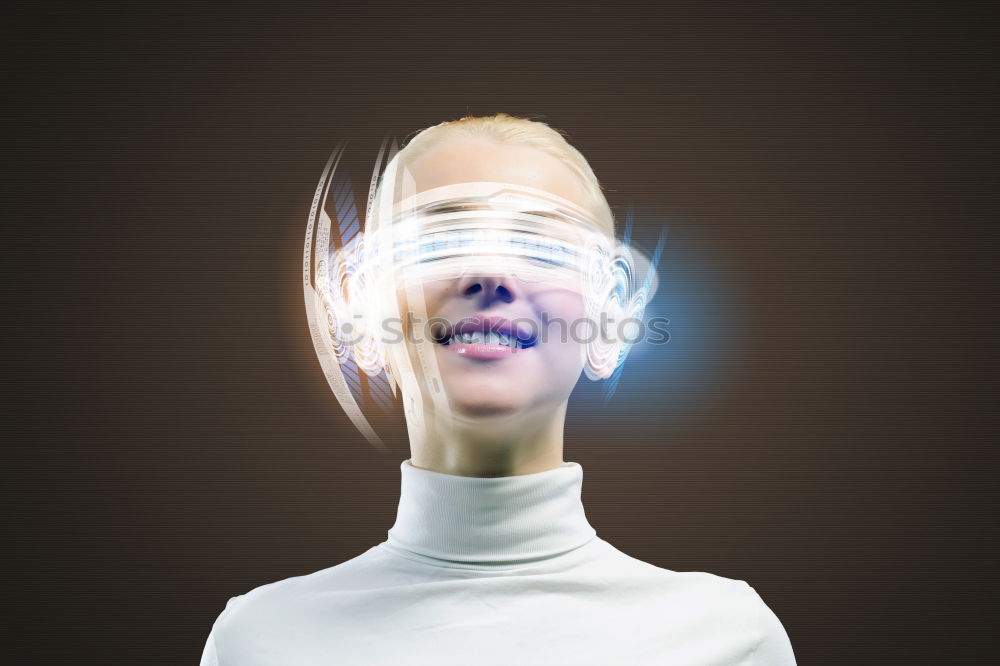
top-left (455, 272), bottom-right (521, 307)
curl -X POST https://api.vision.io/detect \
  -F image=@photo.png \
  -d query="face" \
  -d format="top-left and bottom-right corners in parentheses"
top-left (392, 137), bottom-right (593, 421)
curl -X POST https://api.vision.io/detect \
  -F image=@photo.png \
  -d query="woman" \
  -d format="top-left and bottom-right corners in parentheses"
top-left (200, 114), bottom-right (797, 665)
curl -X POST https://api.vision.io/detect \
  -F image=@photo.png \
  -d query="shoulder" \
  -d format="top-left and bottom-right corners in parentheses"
top-left (593, 538), bottom-right (757, 599)
top-left (594, 540), bottom-right (797, 665)
top-left (204, 545), bottom-right (389, 659)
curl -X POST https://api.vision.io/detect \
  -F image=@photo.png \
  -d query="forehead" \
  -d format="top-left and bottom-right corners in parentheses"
top-left (401, 136), bottom-right (590, 213)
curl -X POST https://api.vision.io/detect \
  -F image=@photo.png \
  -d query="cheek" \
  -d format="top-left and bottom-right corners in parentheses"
top-left (391, 281), bottom-right (458, 384)
top-left (395, 281), bottom-right (450, 338)
top-left (534, 288), bottom-right (586, 335)
top-left (540, 288), bottom-right (586, 320)
top-left (533, 289), bottom-right (588, 369)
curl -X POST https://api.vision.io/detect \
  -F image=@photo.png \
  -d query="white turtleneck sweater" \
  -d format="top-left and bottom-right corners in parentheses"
top-left (200, 460), bottom-right (796, 666)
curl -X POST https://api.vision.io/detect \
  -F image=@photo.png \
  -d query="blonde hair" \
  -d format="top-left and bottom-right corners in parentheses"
top-left (388, 113), bottom-right (615, 237)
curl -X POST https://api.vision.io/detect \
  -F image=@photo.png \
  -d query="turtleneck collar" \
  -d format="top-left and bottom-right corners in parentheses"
top-left (385, 459), bottom-right (597, 564)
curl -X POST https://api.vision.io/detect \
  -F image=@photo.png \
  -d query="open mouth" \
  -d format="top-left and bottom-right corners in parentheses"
top-left (433, 316), bottom-right (538, 350)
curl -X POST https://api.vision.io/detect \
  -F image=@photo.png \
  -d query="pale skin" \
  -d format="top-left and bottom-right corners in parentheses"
top-left (392, 136), bottom-right (596, 478)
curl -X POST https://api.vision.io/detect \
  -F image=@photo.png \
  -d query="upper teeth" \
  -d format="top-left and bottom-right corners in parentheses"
top-left (447, 330), bottom-right (520, 347)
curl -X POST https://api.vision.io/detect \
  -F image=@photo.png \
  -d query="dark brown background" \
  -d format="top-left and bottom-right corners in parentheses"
top-left (7, 1), bottom-right (998, 664)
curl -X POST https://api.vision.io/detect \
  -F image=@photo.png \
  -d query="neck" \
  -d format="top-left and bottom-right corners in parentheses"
top-left (407, 401), bottom-right (568, 477)
top-left (386, 457), bottom-right (597, 563)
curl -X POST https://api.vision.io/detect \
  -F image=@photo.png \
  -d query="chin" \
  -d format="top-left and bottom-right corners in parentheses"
top-left (447, 392), bottom-right (530, 420)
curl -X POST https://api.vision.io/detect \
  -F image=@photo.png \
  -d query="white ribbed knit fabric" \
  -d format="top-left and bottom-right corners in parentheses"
top-left (200, 460), bottom-right (796, 666)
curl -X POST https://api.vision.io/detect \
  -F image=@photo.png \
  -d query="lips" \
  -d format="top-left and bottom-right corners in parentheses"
top-left (433, 315), bottom-right (538, 350)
